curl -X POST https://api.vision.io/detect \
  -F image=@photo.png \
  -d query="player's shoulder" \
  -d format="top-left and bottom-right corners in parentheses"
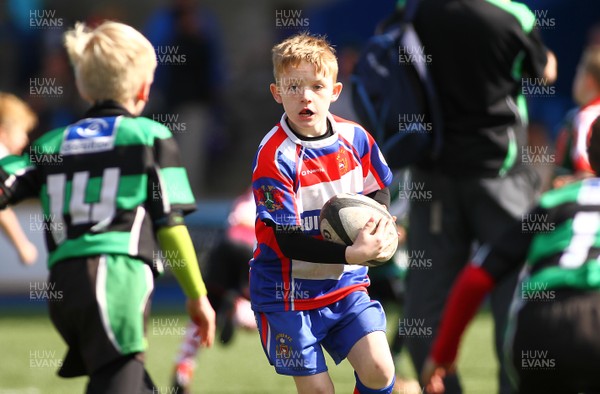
top-left (332, 114), bottom-right (363, 129)
top-left (32, 126), bottom-right (68, 153)
top-left (253, 124), bottom-right (300, 177)
top-left (332, 114), bottom-right (370, 135)
top-left (576, 101), bottom-right (600, 125)
top-left (539, 179), bottom-right (600, 209)
top-left (484, 0), bottom-right (536, 32)
top-left (120, 116), bottom-right (173, 142)
top-left (58, 115), bottom-right (173, 147)
top-left (331, 114), bottom-right (375, 145)
top-left (257, 124), bottom-right (292, 155)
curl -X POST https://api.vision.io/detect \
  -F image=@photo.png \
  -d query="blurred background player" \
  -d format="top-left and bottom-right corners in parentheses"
top-left (0, 21), bottom-right (215, 393)
top-left (144, 0), bottom-right (227, 197)
top-left (0, 92), bottom-right (38, 265)
top-left (554, 45), bottom-right (600, 188)
top-left (403, 1), bottom-right (556, 393)
top-left (204, 188), bottom-right (257, 342)
top-left (171, 188), bottom-right (257, 393)
top-left (251, 32), bottom-right (397, 394)
top-left (422, 115), bottom-right (600, 394)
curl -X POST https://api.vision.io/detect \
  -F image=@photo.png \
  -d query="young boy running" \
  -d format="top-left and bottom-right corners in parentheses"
top-left (554, 45), bottom-right (600, 186)
top-left (0, 21), bottom-right (215, 393)
top-left (0, 92), bottom-right (38, 265)
top-left (251, 33), bottom-right (397, 394)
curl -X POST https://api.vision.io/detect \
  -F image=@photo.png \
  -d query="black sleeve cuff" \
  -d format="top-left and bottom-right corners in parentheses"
top-left (267, 220), bottom-right (347, 264)
top-left (366, 187), bottom-right (391, 209)
top-left (154, 210), bottom-right (186, 229)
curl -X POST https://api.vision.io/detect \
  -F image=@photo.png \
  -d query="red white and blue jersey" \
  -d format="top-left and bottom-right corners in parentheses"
top-left (568, 98), bottom-right (600, 173)
top-left (250, 113), bottom-right (393, 312)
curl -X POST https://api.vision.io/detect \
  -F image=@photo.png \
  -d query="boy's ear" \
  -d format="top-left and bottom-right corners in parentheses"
top-left (137, 81), bottom-right (151, 102)
top-left (270, 83), bottom-right (283, 104)
top-left (330, 82), bottom-right (343, 102)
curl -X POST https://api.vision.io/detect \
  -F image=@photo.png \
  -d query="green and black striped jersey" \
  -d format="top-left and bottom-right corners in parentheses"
top-left (474, 178), bottom-right (600, 293)
top-left (0, 102), bottom-right (195, 270)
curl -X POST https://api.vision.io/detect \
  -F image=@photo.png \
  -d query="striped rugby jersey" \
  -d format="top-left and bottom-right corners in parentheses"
top-left (0, 104), bottom-right (195, 271)
top-left (475, 178), bottom-right (600, 295)
top-left (556, 98), bottom-right (600, 174)
top-left (250, 113), bottom-right (393, 312)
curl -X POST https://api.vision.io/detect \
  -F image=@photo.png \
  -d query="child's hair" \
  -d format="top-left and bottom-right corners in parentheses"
top-left (581, 46), bottom-right (600, 87)
top-left (272, 33), bottom-right (338, 83)
top-left (64, 21), bottom-right (157, 104)
top-left (0, 93), bottom-right (37, 134)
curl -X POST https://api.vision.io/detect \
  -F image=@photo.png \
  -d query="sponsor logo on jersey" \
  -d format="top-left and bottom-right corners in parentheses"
top-left (60, 117), bottom-right (118, 155)
top-left (300, 167), bottom-right (325, 176)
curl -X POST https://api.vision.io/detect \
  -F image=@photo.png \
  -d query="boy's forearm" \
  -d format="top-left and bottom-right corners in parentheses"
top-left (156, 225), bottom-right (207, 299)
top-left (0, 209), bottom-right (29, 247)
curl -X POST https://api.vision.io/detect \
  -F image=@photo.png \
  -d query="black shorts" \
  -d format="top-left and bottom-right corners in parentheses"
top-left (48, 255), bottom-right (154, 377)
top-left (507, 289), bottom-right (600, 394)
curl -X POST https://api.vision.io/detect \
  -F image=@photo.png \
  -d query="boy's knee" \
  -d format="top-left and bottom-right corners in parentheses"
top-left (356, 360), bottom-right (395, 389)
top-left (349, 331), bottom-right (396, 389)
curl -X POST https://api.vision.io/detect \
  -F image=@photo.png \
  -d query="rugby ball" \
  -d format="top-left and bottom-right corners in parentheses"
top-left (320, 193), bottom-right (398, 267)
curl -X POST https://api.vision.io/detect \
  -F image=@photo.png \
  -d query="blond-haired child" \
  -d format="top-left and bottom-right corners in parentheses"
top-left (554, 46), bottom-right (600, 187)
top-left (250, 32), bottom-right (397, 394)
top-left (0, 21), bottom-right (215, 393)
top-left (0, 92), bottom-right (38, 265)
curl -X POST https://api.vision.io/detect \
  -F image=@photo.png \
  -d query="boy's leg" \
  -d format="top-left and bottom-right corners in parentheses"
top-left (48, 255), bottom-right (154, 378)
top-left (171, 320), bottom-right (202, 392)
top-left (347, 332), bottom-right (396, 393)
top-left (404, 167), bottom-right (469, 394)
top-left (321, 292), bottom-right (395, 394)
top-left (255, 310), bottom-right (330, 391)
top-left (86, 355), bottom-right (155, 394)
top-left (508, 291), bottom-right (600, 394)
top-left (469, 170), bottom-right (538, 394)
top-left (293, 372), bottom-right (335, 394)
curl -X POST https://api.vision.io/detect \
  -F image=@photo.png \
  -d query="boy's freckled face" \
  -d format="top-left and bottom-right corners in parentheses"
top-left (270, 61), bottom-right (342, 138)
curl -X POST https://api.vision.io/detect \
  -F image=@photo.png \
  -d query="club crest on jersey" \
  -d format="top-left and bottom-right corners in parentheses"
top-left (275, 333), bottom-right (293, 358)
top-left (256, 185), bottom-right (284, 212)
top-left (60, 117), bottom-right (118, 155)
top-left (336, 150), bottom-right (351, 176)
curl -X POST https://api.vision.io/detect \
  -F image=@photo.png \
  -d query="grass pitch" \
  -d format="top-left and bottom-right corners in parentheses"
top-left (0, 306), bottom-right (497, 394)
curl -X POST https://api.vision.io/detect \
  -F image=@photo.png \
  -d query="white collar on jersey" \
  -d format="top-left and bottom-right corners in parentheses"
top-left (279, 112), bottom-right (340, 149)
